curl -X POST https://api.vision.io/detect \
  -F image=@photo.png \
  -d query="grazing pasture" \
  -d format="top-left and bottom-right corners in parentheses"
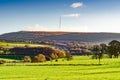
top-left (0, 56), bottom-right (120, 80)
top-left (0, 41), bottom-right (50, 48)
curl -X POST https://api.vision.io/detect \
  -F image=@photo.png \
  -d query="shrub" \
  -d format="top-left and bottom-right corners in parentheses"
top-left (66, 56), bottom-right (73, 61)
top-left (23, 56), bottom-right (31, 62)
top-left (45, 56), bottom-right (51, 61)
top-left (66, 53), bottom-right (73, 61)
top-left (12, 60), bottom-right (18, 63)
top-left (0, 60), bottom-right (6, 64)
top-left (32, 56), bottom-right (38, 62)
top-left (32, 54), bottom-right (46, 62)
top-left (57, 50), bottom-right (66, 58)
top-left (50, 53), bottom-right (58, 59)
top-left (55, 59), bottom-right (58, 62)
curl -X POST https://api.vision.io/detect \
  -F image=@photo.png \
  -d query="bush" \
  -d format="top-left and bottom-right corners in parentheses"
top-left (66, 56), bottom-right (73, 61)
top-left (66, 53), bottom-right (73, 61)
top-left (56, 50), bottom-right (66, 58)
top-left (32, 54), bottom-right (46, 62)
top-left (0, 60), bottom-right (6, 64)
top-left (50, 53), bottom-right (58, 59)
top-left (55, 59), bottom-right (58, 62)
top-left (45, 56), bottom-right (51, 61)
top-left (12, 60), bottom-right (18, 63)
top-left (22, 56), bottom-right (31, 62)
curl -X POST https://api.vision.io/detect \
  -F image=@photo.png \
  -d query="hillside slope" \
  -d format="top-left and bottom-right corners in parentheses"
top-left (0, 31), bottom-right (120, 43)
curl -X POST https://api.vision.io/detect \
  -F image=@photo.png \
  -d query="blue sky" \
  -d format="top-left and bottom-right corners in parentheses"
top-left (0, 0), bottom-right (120, 34)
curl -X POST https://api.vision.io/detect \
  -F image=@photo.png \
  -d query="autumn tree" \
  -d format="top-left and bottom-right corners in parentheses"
top-left (55, 50), bottom-right (66, 58)
top-left (50, 53), bottom-right (58, 59)
top-left (32, 54), bottom-right (46, 62)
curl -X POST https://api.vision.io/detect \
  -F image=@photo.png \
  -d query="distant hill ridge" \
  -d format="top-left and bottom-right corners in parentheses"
top-left (0, 31), bottom-right (120, 43)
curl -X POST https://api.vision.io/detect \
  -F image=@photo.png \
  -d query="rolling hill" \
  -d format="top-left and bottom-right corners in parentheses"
top-left (0, 31), bottom-right (120, 43)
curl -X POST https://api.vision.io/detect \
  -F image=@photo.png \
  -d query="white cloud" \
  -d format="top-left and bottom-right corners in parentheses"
top-left (62, 13), bottom-right (80, 18)
top-left (71, 2), bottom-right (83, 8)
top-left (24, 24), bottom-right (60, 32)
top-left (23, 24), bottom-right (88, 32)
top-left (24, 24), bottom-right (49, 31)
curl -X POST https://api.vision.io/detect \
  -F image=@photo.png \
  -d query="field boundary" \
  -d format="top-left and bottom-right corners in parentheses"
top-left (0, 63), bottom-right (103, 66)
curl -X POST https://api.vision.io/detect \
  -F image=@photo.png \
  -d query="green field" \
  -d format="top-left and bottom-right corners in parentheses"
top-left (0, 41), bottom-right (51, 48)
top-left (0, 56), bottom-right (120, 80)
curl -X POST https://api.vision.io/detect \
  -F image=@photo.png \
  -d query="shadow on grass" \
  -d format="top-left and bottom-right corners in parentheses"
top-left (0, 55), bottom-right (24, 60)
top-left (85, 70), bottom-right (120, 75)
top-left (3, 63), bottom-right (103, 66)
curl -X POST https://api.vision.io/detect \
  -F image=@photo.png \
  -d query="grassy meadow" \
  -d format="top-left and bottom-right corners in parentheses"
top-left (0, 41), bottom-right (51, 48)
top-left (0, 56), bottom-right (120, 80)
top-left (0, 41), bottom-right (120, 80)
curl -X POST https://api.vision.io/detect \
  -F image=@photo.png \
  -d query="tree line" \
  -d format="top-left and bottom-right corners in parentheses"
top-left (0, 40), bottom-right (120, 63)
top-left (91, 40), bottom-right (120, 64)
top-left (0, 47), bottom-right (72, 63)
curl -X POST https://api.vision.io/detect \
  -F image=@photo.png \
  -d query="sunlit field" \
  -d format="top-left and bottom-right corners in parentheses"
top-left (0, 41), bottom-right (51, 48)
top-left (0, 56), bottom-right (120, 80)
